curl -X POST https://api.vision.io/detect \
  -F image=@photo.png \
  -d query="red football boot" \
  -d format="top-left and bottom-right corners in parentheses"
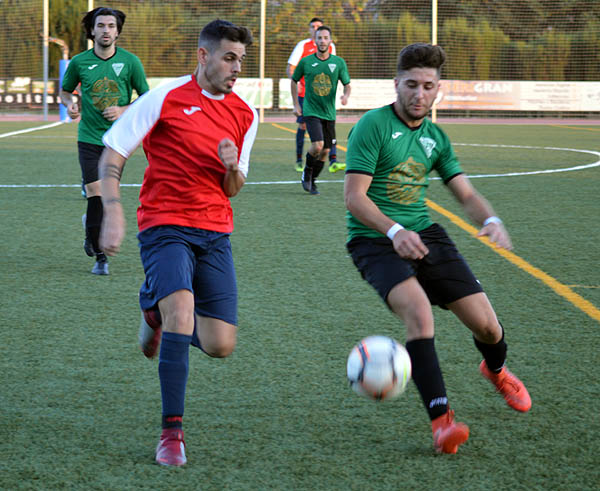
top-left (431, 410), bottom-right (470, 454)
top-left (480, 360), bottom-right (532, 412)
top-left (139, 309), bottom-right (162, 359)
top-left (155, 428), bottom-right (186, 467)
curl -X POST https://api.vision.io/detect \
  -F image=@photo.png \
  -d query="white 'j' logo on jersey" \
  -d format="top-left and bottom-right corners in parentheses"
top-left (183, 106), bottom-right (202, 116)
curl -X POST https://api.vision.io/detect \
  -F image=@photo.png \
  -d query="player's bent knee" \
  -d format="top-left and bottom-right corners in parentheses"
top-left (472, 320), bottom-right (502, 344)
top-left (387, 286), bottom-right (434, 339)
top-left (311, 142), bottom-right (324, 155)
top-left (389, 300), bottom-right (434, 338)
top-left (448, 294), bottom-right (502, 343)
top-left (404, 315), bottom-right (435, 340)
top-left (159, 290), bottom-right (196, 335)
top-left (86, 180), bottom-right (102, 197)
top-left (202, 335), bottom-right (236, 358)
top-left (195, 316), bottom-right (237, 358)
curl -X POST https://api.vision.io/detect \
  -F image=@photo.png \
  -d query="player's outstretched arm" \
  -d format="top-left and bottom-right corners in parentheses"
top-left (99, 147), bottom-right (128, 256)
top-left (447, 174), bottom-right (513, 250)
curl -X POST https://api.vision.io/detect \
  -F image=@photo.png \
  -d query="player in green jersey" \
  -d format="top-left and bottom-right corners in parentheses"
top-left (60, 7), bottom-right (148, 275)
top-left (344, 43), bottom-right (531, 454)
top-left (291, 25), bottom-right (351, 195)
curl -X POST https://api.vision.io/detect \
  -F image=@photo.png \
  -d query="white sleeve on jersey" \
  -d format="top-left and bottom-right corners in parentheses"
top-left (237, 103), bottom-right (259, 178)
top-left (102, 75), bottom-right (192, 159)
top-left (331, 42), bottom-right (336, 55)
top-left (287, 38), bottom-right (310, 66)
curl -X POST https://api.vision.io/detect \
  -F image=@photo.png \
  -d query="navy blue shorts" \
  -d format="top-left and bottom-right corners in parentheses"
top-left (296, 96), bottom-right (304, 124)
top-left (138, 226), bottom-right (238, 326)
top-left (347, 223), bottom-right (483, 308)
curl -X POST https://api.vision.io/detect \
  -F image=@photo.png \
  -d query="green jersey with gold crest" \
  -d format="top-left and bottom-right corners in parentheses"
top-left (62, 47), bottom-right (148, 145)
top-left (292, 53), bottom-right (350, 121)
top-left (346, 104), bottom-right (463, 240)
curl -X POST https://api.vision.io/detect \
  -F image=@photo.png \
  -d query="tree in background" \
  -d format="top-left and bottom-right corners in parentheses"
top-left (1, 0), bottom-right (598, 81)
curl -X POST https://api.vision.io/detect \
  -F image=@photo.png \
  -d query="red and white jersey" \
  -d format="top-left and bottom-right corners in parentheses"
top-left (103, 75), bottom-right (258, 234)
top-left (287, 38), bottom-right (336, 97)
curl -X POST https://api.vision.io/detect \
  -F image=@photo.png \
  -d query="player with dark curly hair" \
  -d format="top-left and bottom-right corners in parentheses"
top-left (345, 43), bottom-right (531, 454)
top-left (60, 7), bottom-right (148, 275)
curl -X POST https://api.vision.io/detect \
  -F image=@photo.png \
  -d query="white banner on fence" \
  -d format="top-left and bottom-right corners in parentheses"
top-left (436, 80), bottom-right (600, 111)
top-left (279, 78), bottom-right (600, 112)
top-left (1, 77), bottom-right (598, 112)
top-left (278, 78), bottom-right (397, 110)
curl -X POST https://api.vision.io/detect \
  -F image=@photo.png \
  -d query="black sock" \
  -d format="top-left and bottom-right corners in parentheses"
top-left (86, 196), bottom-right (104, 255)
top-left (473, 324), bottom-right (507, 373)
top-left (312, 159), bottom-right (325, 181)
top-left (305, 152), bottom-right (316, 170)
top-left (405, 338), bottom-right (449, 421)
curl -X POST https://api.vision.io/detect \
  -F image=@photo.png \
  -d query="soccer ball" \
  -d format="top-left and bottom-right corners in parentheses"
top-left (347, 335), bottom-right (412, 401)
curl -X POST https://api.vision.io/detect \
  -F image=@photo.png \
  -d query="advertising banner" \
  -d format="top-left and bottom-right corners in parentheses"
top-left (2, 77), bottom-right (599, 112)
top-left (436, 80), bottom-right (600, 111)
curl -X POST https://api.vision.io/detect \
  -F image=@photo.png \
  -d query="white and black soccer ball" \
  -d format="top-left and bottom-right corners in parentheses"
top-left (347, 335), bottom-right (412, 401)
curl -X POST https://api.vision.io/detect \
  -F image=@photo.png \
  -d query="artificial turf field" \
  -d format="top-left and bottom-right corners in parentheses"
top-left (1, 119), bottom-right (599, 490)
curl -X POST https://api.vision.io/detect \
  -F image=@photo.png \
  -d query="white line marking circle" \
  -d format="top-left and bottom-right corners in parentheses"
top-left (1, 127), bottom-right (599, 188)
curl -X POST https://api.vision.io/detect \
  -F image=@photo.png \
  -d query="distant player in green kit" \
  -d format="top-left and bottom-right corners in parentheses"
top-left (345, 43), bottom-right (531, 454)
top-left (60, 7), bottom-right (148, 275)
top-left (291, 25), bottom-right (351, 195)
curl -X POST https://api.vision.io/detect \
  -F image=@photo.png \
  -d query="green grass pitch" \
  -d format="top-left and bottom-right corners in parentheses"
top-left (1, 120), bottom-right (599, 489)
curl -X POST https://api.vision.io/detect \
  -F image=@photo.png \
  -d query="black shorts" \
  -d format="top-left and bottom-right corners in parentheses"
top-left (347, 223), bottom-right (483, 308)
top-left (304, 116), bottom-right (336, 149)
top-left (78, 141), bottom-right (104, 184)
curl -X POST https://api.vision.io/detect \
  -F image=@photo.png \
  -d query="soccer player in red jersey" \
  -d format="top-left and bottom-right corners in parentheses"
top-left (287, 17), bottom-right (343, 172)
top-left (98, 20), bottom-right (257, 467)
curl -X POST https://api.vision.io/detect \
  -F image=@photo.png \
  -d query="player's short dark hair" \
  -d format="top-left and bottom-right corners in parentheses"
top-left (397, 43), bottom-right (446, 75)
top-left (309, 17), bottom-right (324, 24)
top-left (316, 25), bottom-right (332, 36)
top-left (198, 20), bottom-right (253, 51)
top-left (82, 7), bottom-right (126, 40)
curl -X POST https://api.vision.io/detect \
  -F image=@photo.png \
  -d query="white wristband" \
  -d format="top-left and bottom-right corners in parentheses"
top-left (386, 223), bottom-right (404, 240)
top-left (483, 216), bottom-right (502, 226)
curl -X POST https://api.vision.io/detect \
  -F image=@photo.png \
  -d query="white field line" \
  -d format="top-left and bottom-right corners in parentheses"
top-left (0, 122), bottom-right (64, 139)
top-left (1, 131), bottom-right (598, 187)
